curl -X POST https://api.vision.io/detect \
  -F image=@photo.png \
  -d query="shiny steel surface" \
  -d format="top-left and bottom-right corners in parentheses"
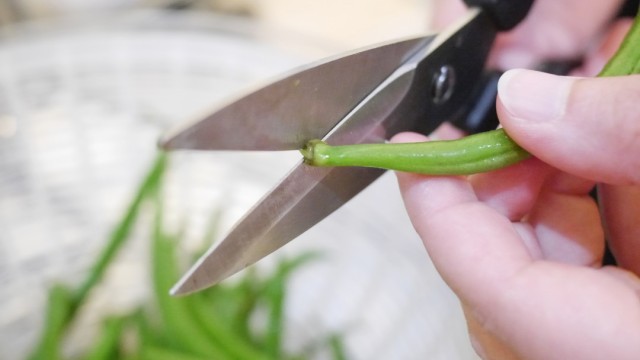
top-left (160, 36), bottom-right (429, 151)
top-left (171, 8), bottom-right (498, 294)
top-left (172, 62), bottom-right (417, 294)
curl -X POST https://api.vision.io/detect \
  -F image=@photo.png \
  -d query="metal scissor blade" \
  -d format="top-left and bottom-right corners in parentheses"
top-left (172, 59), bottom-right (421, 295)
top-left (159, 36), bottom-right (431, 151)
top-left (171, 164), bottom-right (384, 295)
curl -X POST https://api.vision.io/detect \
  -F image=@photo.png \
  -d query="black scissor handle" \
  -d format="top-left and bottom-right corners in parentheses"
top-left (453, 59), bottom-right (583, 134)
top-left (464, 0), bottom-right (534, 31)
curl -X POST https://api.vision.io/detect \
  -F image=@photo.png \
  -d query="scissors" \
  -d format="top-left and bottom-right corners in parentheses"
top-left (161, 0), bottom-right (535, 295)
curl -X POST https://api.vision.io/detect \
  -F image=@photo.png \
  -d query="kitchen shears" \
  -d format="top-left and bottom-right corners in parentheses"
top-left (161, 0), bottom-right (535, 295)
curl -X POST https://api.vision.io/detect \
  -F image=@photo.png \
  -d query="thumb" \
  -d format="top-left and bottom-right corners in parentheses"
top-left (497, 69), bottom-right (640, 185)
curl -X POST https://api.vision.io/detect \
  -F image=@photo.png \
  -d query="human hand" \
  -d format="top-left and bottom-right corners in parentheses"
top-left (394, 139), bottom-right (640, 359)
top-left (432, 0), bottom-right (625, 69)
top-left (393, 2), bottom-right (640, 359)
top-left (394, 76), bottom-right (640, 360)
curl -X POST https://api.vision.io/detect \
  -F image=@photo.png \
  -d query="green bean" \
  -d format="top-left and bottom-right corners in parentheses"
top-left (599, 10), bottom-right (640, 76)
top-left (129, 309), bottom-right (158, 350)
top-left (140, 345), bottom-right (211, 360)
top-left (152, 198), bottom-right (272, 360)
top-left (72, 152), bottom-right (168, 306)
top-left (151, 199), bottom-right (232, 359)
top-left (200, 208), bottom-right (224, 251)
top-left (229, 268), bottom-right (261, 342)
top-left (188, 292), bottom-right (272, 360)
top-left (29, 154), bottom-right (168, 360)
top-left (265, 273), bottom-right (285, 359)
top-left (85, 317), bottom-right (126, 360)
top-left (301, 128), bottom-right (530, 175)
top-left (329, 333), bottom-right (348, 360)
top-left (264, 252), bottom-right (321, 359)
top-left (28, 284), bottom-right (73, 360)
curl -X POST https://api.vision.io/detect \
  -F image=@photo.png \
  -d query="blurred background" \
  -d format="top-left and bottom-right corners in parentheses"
top-left (0, 0), bottom-right (479, 359)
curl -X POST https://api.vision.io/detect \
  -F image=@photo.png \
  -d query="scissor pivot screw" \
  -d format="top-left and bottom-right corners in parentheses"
top-left (431, 65), bottom-right (456, 104)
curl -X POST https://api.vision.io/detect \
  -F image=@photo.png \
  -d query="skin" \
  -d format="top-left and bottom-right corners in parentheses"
top-left (393, 1), bottom-right (640, 359)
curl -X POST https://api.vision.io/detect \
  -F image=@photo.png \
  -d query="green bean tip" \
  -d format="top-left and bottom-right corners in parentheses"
top-left (300, 139), bottom-right (328, 166)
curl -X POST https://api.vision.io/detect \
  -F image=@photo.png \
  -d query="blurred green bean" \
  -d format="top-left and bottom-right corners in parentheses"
top-left (188, 294), bottom-right (271, 360)
top-left (152, 195), bottom-right (274, 360)
top-left (84, 317), bottom-right (126, 360)
top-left (28, 150), bottom-right (350, 360)
top-left (599, 9), bottom-right (640, 76)
top-left (329, 334), bottom-right (348, 360)
top-left (29, 153), bottom-right (167, 360)
top-left (139, 345), bottom-right (211, 360)
top-left (73, 153), bottom-right (168, 306)
top-left (151, 199), bottom-right (232, 358)
top-left (29, 284), bottom-right (73, 360)
top-left (264, 253), bottom-right (322, 359)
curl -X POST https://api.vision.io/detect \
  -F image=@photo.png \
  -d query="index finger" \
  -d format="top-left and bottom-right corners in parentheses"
top-left (392, 132), bottom-right (533, 308)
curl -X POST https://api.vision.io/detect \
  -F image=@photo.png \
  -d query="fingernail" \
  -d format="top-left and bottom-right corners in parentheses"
top-left (498, 69), bottom-right (573, 122)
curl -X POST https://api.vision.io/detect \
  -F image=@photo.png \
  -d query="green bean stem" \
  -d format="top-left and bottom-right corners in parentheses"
top-left (301, 128), bottom-right (530, 175)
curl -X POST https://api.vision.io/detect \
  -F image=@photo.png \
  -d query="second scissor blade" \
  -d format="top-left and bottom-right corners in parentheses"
top-left (171, 163), bottom-right (384, 295)
top-left (159, 36), bottom-right (431, 151)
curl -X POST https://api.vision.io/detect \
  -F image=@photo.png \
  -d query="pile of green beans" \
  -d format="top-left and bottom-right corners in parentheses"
top-left (301, 10), bottom-right (640, 175)
top-left (29, 153), bottom-right (347, 360)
